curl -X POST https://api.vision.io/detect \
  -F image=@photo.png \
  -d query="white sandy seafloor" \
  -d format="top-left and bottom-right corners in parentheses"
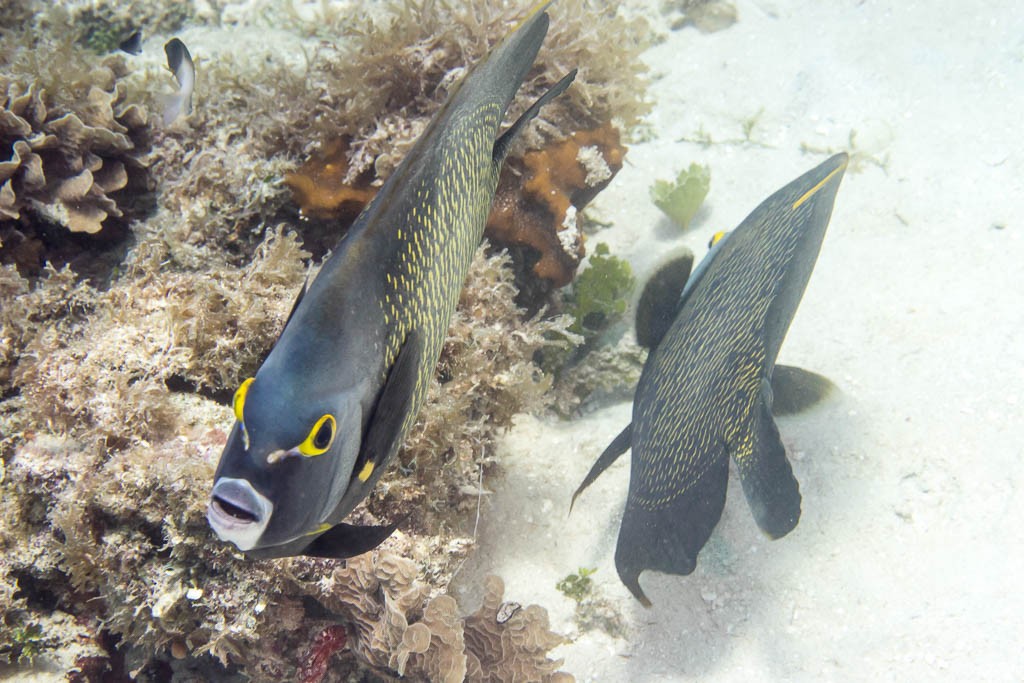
top-left (454, 0), bottom-right (1024, 681)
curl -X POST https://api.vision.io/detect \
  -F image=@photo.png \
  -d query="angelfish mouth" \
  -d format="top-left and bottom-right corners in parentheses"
top-left (207, 478), bottom-right (273, 552)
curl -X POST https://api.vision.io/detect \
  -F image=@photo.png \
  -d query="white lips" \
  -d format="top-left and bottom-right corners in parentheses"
top-left (207, 478), bottom-right (273, 551)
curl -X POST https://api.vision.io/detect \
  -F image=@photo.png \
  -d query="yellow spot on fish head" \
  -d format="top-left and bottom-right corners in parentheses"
top-left (233, 377), bottom-right (254, 422)
top-left (297, 414), bottom-right (337, 456)
top-left (708, 230), bottom-right (728, 249)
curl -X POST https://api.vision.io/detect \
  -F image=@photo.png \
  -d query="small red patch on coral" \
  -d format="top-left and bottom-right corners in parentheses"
top-left (486, 123), bottom-right (627, 287)
top-left (298, 624), bottom-right (349, 683)
top-left (284, 137), bottom-right (377, 221)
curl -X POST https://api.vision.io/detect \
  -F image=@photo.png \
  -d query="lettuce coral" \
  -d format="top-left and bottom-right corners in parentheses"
top-left (0, 57), bottom-right (149, 242)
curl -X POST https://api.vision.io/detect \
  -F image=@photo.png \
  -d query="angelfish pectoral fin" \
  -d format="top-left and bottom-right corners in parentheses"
top-left (358, 331), bottom-right (422, 476)
top-left (734, 385), bottom-right (802, 538)
top-left (615, 452), bottom-right (729, 607)
top-left (302, 519), bottom-right (404, 560)
top-left (570, 423), bottom-right (632, 513)
top-left (634, 250), bottom-right (695, 350)
top-left (329, 331), bottom-right (424, 523)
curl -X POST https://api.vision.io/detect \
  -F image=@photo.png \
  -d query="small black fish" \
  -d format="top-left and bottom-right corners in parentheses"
top-left (163, 38), bottom-right (194, 125)
top-left (118, 30), bottom-right (142, 55)
top-left (573, 154), bottom-right (848, 605)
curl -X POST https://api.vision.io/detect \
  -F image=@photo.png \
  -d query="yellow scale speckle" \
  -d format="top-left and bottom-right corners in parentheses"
top-left (632, 193), bottom-right (817, 510)
top-left (376, 104), bottom-right (502, 439)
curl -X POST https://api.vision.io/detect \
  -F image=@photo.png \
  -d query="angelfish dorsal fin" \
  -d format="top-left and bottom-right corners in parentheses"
top-left (634, 249), bottom-right (694, 350)
top-left (492, 69), bottom-right (577, 165)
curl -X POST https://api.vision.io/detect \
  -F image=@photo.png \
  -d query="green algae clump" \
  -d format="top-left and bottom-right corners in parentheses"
top-left (650, 162), bottom-right (711, 230)
top-left (566, 243), bottom-right (635, 339)
top-left (556, 567), bottom-right (597, 603)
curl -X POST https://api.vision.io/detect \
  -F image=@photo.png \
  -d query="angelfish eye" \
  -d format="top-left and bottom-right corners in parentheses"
top-left (233, 378), bottom-right (255, 422)
top-left (298, 414), bottom-right (336, 457)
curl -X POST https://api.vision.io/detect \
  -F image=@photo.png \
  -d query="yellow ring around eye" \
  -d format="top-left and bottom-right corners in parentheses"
top-left (233, 378), bottom-right (255, 422)
top-left (298, 414), bottom-right (336, 457)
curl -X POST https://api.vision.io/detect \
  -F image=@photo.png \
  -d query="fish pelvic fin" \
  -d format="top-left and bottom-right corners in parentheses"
top-left (734, 383), bottom-right (802, 538)
top-left (570, 423), bottom-right (632, 514)
top-left (492, 69), bottom-right (577, 165)
top-left (302, 519), bottom-right (403, 559)
top-left (615, 451), bottom-right (729, 606)
top-left (769, 364), bottom-right (836, 416)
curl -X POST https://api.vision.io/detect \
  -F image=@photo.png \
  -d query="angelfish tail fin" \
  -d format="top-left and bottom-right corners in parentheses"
top-left (614, 453), bottom-right (729, 606)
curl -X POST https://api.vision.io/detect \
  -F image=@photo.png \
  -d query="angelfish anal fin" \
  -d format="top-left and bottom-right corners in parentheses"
top-left (734, 381), bottom-right (802, 538)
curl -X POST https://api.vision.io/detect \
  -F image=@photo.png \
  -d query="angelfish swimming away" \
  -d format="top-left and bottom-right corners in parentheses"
top-left (208, 6), bottom-right (575, 559)
top-left (572, 154), bottom-right (848, 605)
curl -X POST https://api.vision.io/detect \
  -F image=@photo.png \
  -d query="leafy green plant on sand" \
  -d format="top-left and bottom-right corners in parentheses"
top-left (556, 567), bottom-right (597, 603)
top-left (650, 162), bottom-right (711, 230)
